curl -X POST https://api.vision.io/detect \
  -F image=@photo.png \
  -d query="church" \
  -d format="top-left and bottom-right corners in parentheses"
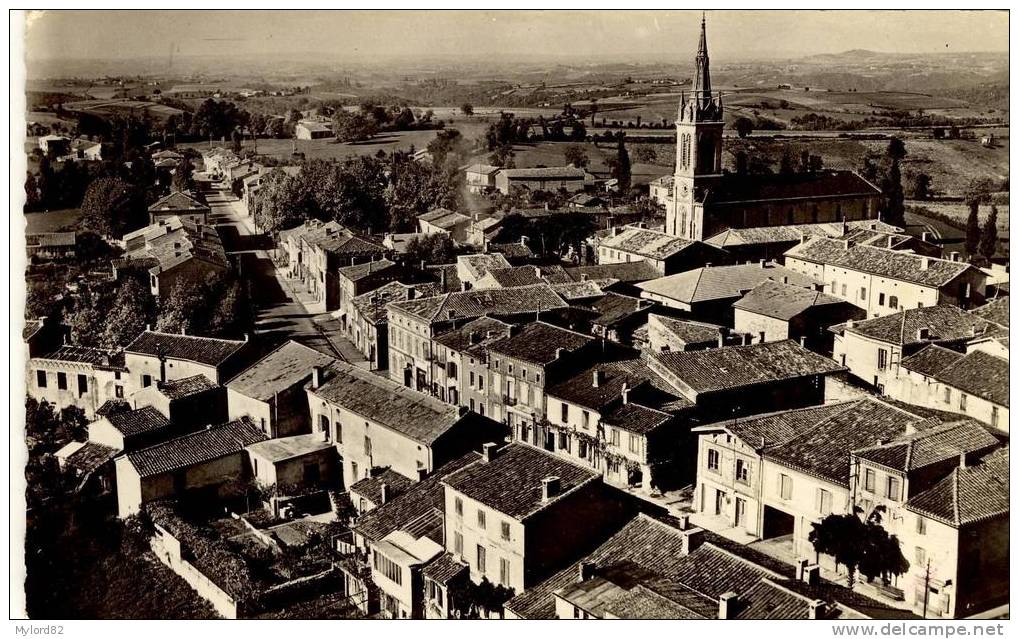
top-left (663, 17), bottom-right (882, 241)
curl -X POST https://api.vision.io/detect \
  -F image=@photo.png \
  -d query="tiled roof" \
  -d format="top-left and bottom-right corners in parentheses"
top-left (125, 330), bottom-right (247, 366)
top-left (349, 468), bottom-right (415, 506)
top-left (695, 403), bottom-right (853, 452)
top-left (425, 264), bottom-right (462, 293)
top-left (388, 284), bottom-right (568, 324)
top-left (853, 419), bottom-right (998, 472)
top-left (126, 418), bottom-right (266, 478)
top-left (591, 293), bottom-right (655, 327)
top-left (148, 190), bottom-right (209, 212)
top-left (548, 359), bottom-right (659, 412)
top-left (601, 584), bottom-right (709, 619)
top-left (35, 345), bottom-right (125, 369)
top-left (482, 265), bottom-right (572, 288)
top-left (834, 305), bottom-right (990, 347)
top-left (96, 399), bottom-right (131, 417)
top-left (650, 315), bottom-right (727, 346)
top-left (970, 297), bottom-right (1009, 329)
top-left (65, 441), bottom-right (118, 477)
top-left (706, 170), bottom-right (880, 205)
top-left (905, 446), bottom-right (1009, 527)
top-left (336, 259), bottom-right (397, 282)
top-left (487, 322), bottom-right (593, 365)
top-left (158, 374), bottom-right (219, 400)
top-left (354, 452), bottom-right (480, 542)
top-left (638, 262), bottom-right (819, 305)
top-left (442, 443), bottom-right (600, 520)
top-left (27, 232), bottom-right (77, 247)
top-left (733, 280), bottom-right (849, 321)
top-left (465, 163), bottom-right (500, 175)
top-left (500, 166), bottom-right (587, 179)
top-left (734, 579), bottom-right (818, 620)
top-left (566, 261), bottom-right (661, 284)
top-left (352, 281), bottom-right (442, 325)
top-left (899, 345), bottom-right (963, 378)
top-left (650, 339), bottom-right (844, 395)
top-left (418, 208), bottom-right (470, 230)
top-left (599, 228), bottom-right (701, 260)
top-left (785, 238), bottom-right (974, 287)
top-left (457, 253), bottom-right (511, 280)
top-left (764, 397), bottom-right (943, 485)
top-left (487, 242), bottom-right (535, 260)
top-left (551, 280), bottom-right (611, 301)
top-left (106, 406), bottom-right (171, 438)
top-left (309, 361), bottom-right (467, 445)
top-left (434, 316), bottom-right (515, 355)
top-left (602, 403), bottom-right (673, 436)
top-left (226, 341), bottom-right (336, 402)
top-left (705, 220), bottom-right (902, 248)
top-left (422, 552), bottom-right (469, 585)
top-left (245, 433), bottom-right (335, 463)
top-left (933, 349), bottom-right (1009, 407)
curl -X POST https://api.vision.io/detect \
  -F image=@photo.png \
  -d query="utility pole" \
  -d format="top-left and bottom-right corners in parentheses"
top-left (921, 558), bottom-right (932, 619)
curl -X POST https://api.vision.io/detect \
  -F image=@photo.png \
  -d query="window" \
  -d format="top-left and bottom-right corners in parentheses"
top-left (860, 287), bottom-right (867, 301)
top-left (319, 414), bottom-right (329, 433)
top-left (916, 516), bottom-right (927, 536)
top-left (36, 371), bottom-right (46, 388)
top-left (707, 448), bottom-right (720, 472)
top-left (992, 406), bottom-right (999, 428)
top-left (864, 468), bottom-right (876, 492)
top-left (115, 385), bottom-right (124, 399)
top-left (561, 403), bottom-right (569, 423)
top-left (629, 434), bottom-right (640, 454)
top-left (501, 521), bottom-right (511, 541)
top-left (476, 545), bottom-right (486, 574)
top-left (57, 372), bottom-right (67, 390)
top-left (373, 552), bottom-right (403, 585)
top-left (816, 488), bottom-right (832, 515)
top-left (335, 421), bottom-right (343, 443)
top-left (877, 348), bottom-right (888, 370)
top-left (364, 436), bottom-right (372, 456)
top-left (879, 293), bottom-right (886, 306)
top-left (886, 476), bottom-right (902, 501)
top-left (478, 376), bottom-right (484, 391)
top-left (735, 459), bottom-right (750, 484)
top-left (582, 410), bottom-right (590, 430)
top-left (477, 509), bottom-right (486, 529)
top-left (841, 283), bottom-right (847, 297)
top-left (779, 474), bottom-right (793, 500)
top-left (448, 362), bottom-right (457, 379)
top-left (142, 374), bottom-right (152, 388)
top-left (470, 371), bottom-right (475, 388)
top-left (558, 431), bottom-right (569, 451)
top-left (943, 387), bottom-right (951, 403)
top-left (453, 531), bottom-right (463, 555)
top-left (611, 428), bottom-right (620, 446)
top-left (454, 497), bottom-right (463, 517)
top-left (959, 393), bottom-right (967, 411)
top-left (508, 364), bottom-right (513, 374)
top-left (351, 461), bottom-right (358, 479)
top-left (499, 558), bottom-right (510, 586)
top-left (889, 296), bottom-right (898, 310)
top-left (914, 546), bottom-right (926, 567)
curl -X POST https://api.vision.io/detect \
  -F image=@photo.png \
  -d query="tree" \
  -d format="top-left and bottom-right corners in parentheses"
top-left (887, 136), bottom-right (907, 161)
top-left (25, 171), bottom-right (41, 211)
top-left (633, 146), bottom-right (658, 164)
top-left (881, 159), bottom-right (905, 227)
top-left (460, 103), bottom-right (474, 117)
top-left (609, 137), bottom-right (631, 193)
top-left (733, 116), bottom-right (754, 138)
top-left (332, 111), bottom-right (377, 143)
top-left (563, 144), bottom-right (590, 169)
top-left (979, 205), bottom-right (999, 260)
top-left (99, 276), bottom-right (155, 349)
top-left (404, 233), bottom-right (457, 265)
top-left (156, 276), bottom-right (213, 335)
top-left (79, 176), bottom-right (146, 238)
top-left (809, 507), bottom-right (908, 587)
top-left (426, 129), bottom-right (466, 166)
top-left (172, 157), bottom-right (195, 193)
top-left (779, 151), bottom-right (795, 174)
top-left (489, 143), bottom-right (516, 168)
top-left (570, 121), bottom-right (587, 141)
top-left (965, 201), bottom-right (982, 258)
top-left (910, 172), bottom-right (932, 200)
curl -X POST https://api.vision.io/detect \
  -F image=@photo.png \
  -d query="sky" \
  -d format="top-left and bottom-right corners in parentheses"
top-left (24, 10), bottom-right (1009, 64)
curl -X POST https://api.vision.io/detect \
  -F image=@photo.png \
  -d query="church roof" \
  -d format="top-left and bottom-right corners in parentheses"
top-left (704, 171), bottom-right (880, 206)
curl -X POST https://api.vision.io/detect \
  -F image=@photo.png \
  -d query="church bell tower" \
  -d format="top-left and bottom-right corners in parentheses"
top-left (669, 14), bottom-right (724, 240)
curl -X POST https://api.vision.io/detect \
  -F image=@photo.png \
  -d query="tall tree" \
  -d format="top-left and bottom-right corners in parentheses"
top-left (809, 507), bottom-right (907, 587)
top-left (610, 136), bottom-right (631, 193)
top-left (979, 205), bottom-right (999, 260)
top-left (563, 144), bottom-right (590, 168)
top-left (881, 159), bottom-right (905, 227)
top-left (733, 116), bottom-right (754, 138)
top-left (460, 103), bottom-right (474, 117)
top-left (99, 276), bottom-right (155, 349)
top-left (79, 176), bottom-right (146, 238)
top-left (910, 173), bottom-right (932, 200)
top-left (964, 201), bottom-right (981, 258)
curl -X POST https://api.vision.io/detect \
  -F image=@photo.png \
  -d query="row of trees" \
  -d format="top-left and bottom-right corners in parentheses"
top-left (965, 203), bottom-right (1000, 262)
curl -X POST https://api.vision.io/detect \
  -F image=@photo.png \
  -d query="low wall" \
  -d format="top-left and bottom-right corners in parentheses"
top-left (260, 568), bottom-right (339, 612)
top-left (150, 523), bottom-right (243, 619)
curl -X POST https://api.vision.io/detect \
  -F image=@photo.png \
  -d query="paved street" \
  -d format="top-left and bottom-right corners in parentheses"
top-left (206, 188), bottom-right (367, 365)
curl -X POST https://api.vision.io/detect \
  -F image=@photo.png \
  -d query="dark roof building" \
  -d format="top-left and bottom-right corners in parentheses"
top-left (733, 279), bottom-right (849, 321)
top-left (487, 322), bottom-right (594, 366)
top-left (125, 330), bottom-right (248, 367)
top-left (124, 417), bottom-right (266, 478)
top-left (905, 446), bottom-right (1009, 527)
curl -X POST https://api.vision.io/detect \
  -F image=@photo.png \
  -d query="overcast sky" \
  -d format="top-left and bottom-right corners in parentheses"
top-left (24, 10), bottom-right (1009, 63)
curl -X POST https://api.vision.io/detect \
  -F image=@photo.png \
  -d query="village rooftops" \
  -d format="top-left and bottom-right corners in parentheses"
top-left (487, 241), bottom-right (535, 260)
top-left (245, 433), bottom-right (335, 463)
top-left (125, 330), bottom-right (248, 367)
top-left (465, 163), bottom-right (501, 176)
top-left (226, 341), bottom-right (336, 402)
top-left (105, 406), bottom-right (171, 438)
top-left (970, 297), bottom-right (1010, 329)
top-left (830, 305), bottom-right (992, 346)
top-left (482, 265), bottom-right (573, 288)
top-left (422, 552), bottom-right (469, 586)
top-left (308, 361), bottom-right (472, 445)
top-left (27, 232), bottom-right (76, 248)
top-left (899, 345), bottom-right (964, 378)
top-left (693, 402), bottom-right (854, 453)
top-left (905, 446), bottom-right (1009, 528)
top-left (34, 345), bottom-right (126, 369)
top-left (705, 219), bottom-right (902, 249)
top-left (649, 339), bottom-right (844, 396)
top-left (547, 359), bottom-right (660, 412)
top-left (499, 166), bottom-right (587, 180)
top-left (853, 419), bottom-right (998, 473)
top-left (785, 237), bottom-right (975, 288)
top-left (442, 443), bottom-right (600, 521)
top-left (352, 281), bottom-right (443, 325)
top-left (387, 283), bottom-right (568, 325)
top-left (62, 441), bottom-right (118, 478)
top-left (125, 417), bottom-right (266, 478)
top-left (590, 293), bottom-right (655, 327)
top-left (487, 321), bottom-right (594, 366)
top-left (349, 468), bottom-right (415, 506)
top-left (433, 316), bottom-right (515, 355)
top-left (147, 190), bottom-right (209, 213)
top-left (155, 374), bottom-right (220, 400)
top-left (704, 170), bottom-right (880, 205)
top-left (457, 253), bottom-right (512, 281)
top-left (418, 208), bottom-right (470, 230)
top-left (336, 258), bottom-right (397, 282)
top-left (649, 315), bottom-right (729, 348)
top-left (638, 262), bottom-right (819, 306)
top-left (599, 227), bottom-right (701, 260)
top-left (733, 280), bottom-right (849, 321)
top-left (602, 403), bottom-right (675, 436)
top-left (931, 349), bottom-right (1010, 408)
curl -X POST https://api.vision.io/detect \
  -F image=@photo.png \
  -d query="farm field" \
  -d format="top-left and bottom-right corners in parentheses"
top-left (907, 200), bottom-right (1009, 237)
top-left (25, 208), bottom-right (83, 234)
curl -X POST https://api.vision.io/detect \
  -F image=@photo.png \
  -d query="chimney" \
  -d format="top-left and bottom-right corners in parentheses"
top-left (580, 273), bottom-right (589, 282)
top-left (920, 256), bottom-right (930, 271)
top-left (312, 365), bottom-right (323, 390)
top-left (420, 259), bottom-right (426, 271)
top-left (717, 327), bottom-right (727, 348)
top-left (680, 526), bottom-right (705, 555)
top-left (795, 558), bottom-right (809, 582)
top-left (916, 327), bottom-right (931, 341)
top-left (555, 347), bottom-right (566, 360)
top-left (677, 515), bottom-right (689, 530)
top-left (520, 235), bottom-right (529, 247)
top-left (146, 323), bottom-right (152, 332)
top-left (759, 331), bottom-right (766, 344)
top-left (959, 451), bottom-right (967, 469)
top-left (887, 235), bottom-right (895, 249)
top-left (803, 565), bottom-right (821, 587)
top-left (482, 442), bottom-right (498, 463)
top-left (705, 262), bottom-right (712, 268)
top-left (380, 482), bottom-right (389, 505)
top-left (841, 239), bottom-right (851, 250)
top-left (592, 369), bottom-right (605, 387)
top-left (243, 333), bottom-right (250, 342)
top-left (759, 259), bottom-right (766, 268)
top-left (799, 335), bottom-right (807, 347)
top-left (541, 476), bottom-right (561, 501)
top-left (845, 319), bottom-right (855, 329)
top-left (621, 383), bottom-right (629, 405)
top-left (534, 267), bottom-right (543, 279)
top-left (922, 231), bottom-right (930, 242)
top-left (718, 592), bottom-right (739, 620)
top-left (808, 600), bottom-right (827, 620)
top-left (406, 287), bottom-right (416, 300)
top-left (950, 251), bottom-right (960, 262)
top-left (611, 226), bottom-right (621, 237)
top-left (578, 562), bottom-right (596, 583)
top-left (440, 268), bottom-right (447, 290)
top-left (781, 275), bottom-right (788, 284)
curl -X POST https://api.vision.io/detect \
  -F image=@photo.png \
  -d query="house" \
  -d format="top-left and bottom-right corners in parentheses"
top-left (733, 280), bottom-right (865, 353)
top-left (637, 261), bottom-right (820, 324)
top-left (117, 216), bottom-right (229, 298)
top-left (417, 208), bottom-right (472, 243)
top-left (26, 232), bottom-right (76, 261)
top-left (23, 316), bottom-right (66, 359)
top-left (485, 321), bottom-right (597, 429)
top-left (348, 281), bottom-right (442, 371)
top-left (494, 166), bottom-right (590, 195)
top-left (115, 417), bottom-right (266, 518)
top-left (124, 329), bottom-right (252, 391)
top-left (464, 164), bottom-right (500, 194)
top-left (893, 346), bottom-right (1009, 432)
top-left (54, 440), bottom-right (119, 494)
top-left (147, 191), bottom-right (210, 226)
top-left (200, 148), bottom-right (240, 178)
top-left (587, 293), bottom-right (657, 345)
top-left (645, 339), bottom-right (848, 420)
top-left (87, 405), bottom-right (172, 452)
top-left (473, 265), bottom-right (572, 290)
top-left (645, 314), bottom-right (738, 353)
top-left (440, 443), bottom-right (632, 596)
top-left (295, 120), bottom-right (333, 139)
top-left (784, 238), bottom-right (986, 317)
top-left (349, 468), bottom-right (414, 515)
top-left (386, 283), bottom-right (568, 395)
top-left (334, 258), bottom-right (405, 331)
top-left (597, 227), bottom-right (730, 276)
top-left (369, 516), bottom-right (446, 618)
top-left (225, 341), bottom-right (338, 438)
top-left (129, 374), bottom-right (227, 429)
top-left (486, 239), bottom-right (537, 264)
top-left (299, 223), bottom-right (388, 314)
top-left (566, 261), bottom-right (661, 296)
top-left (432, 317), bottom-right (515, 417)
top-left (28, 345), bottom-right (128, 419)
top-left (306, 361), bottom-right (508, 488)
top-left (649, 175), bottom-right (675, 206)
top-left (245, 433), bottom-right (339, 491)
top-left (829, 305), bottom-right (994, 393)
top-left (455, 253), bottom-right (512, 289)
top-left (38, 134), bottom-right (70, 157)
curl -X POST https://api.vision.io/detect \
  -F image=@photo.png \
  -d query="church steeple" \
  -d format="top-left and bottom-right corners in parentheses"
top-left (693, 13), bottom-right (712, 104)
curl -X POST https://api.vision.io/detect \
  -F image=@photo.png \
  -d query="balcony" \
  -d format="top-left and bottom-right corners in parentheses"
top-left (502, 394), bottom-right (517, 406)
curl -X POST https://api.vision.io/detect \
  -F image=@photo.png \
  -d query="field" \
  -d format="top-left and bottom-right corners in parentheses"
top-left (502, 140), bottom-right (670, 185)
top-left (25, 208), bottom-right (83, 234)
top-left (907, 200), bottom-right (1009, 237)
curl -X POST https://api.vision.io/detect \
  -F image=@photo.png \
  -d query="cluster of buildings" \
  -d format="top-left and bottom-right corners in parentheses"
top-left (25, 17), bottom-right (1008, 621)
